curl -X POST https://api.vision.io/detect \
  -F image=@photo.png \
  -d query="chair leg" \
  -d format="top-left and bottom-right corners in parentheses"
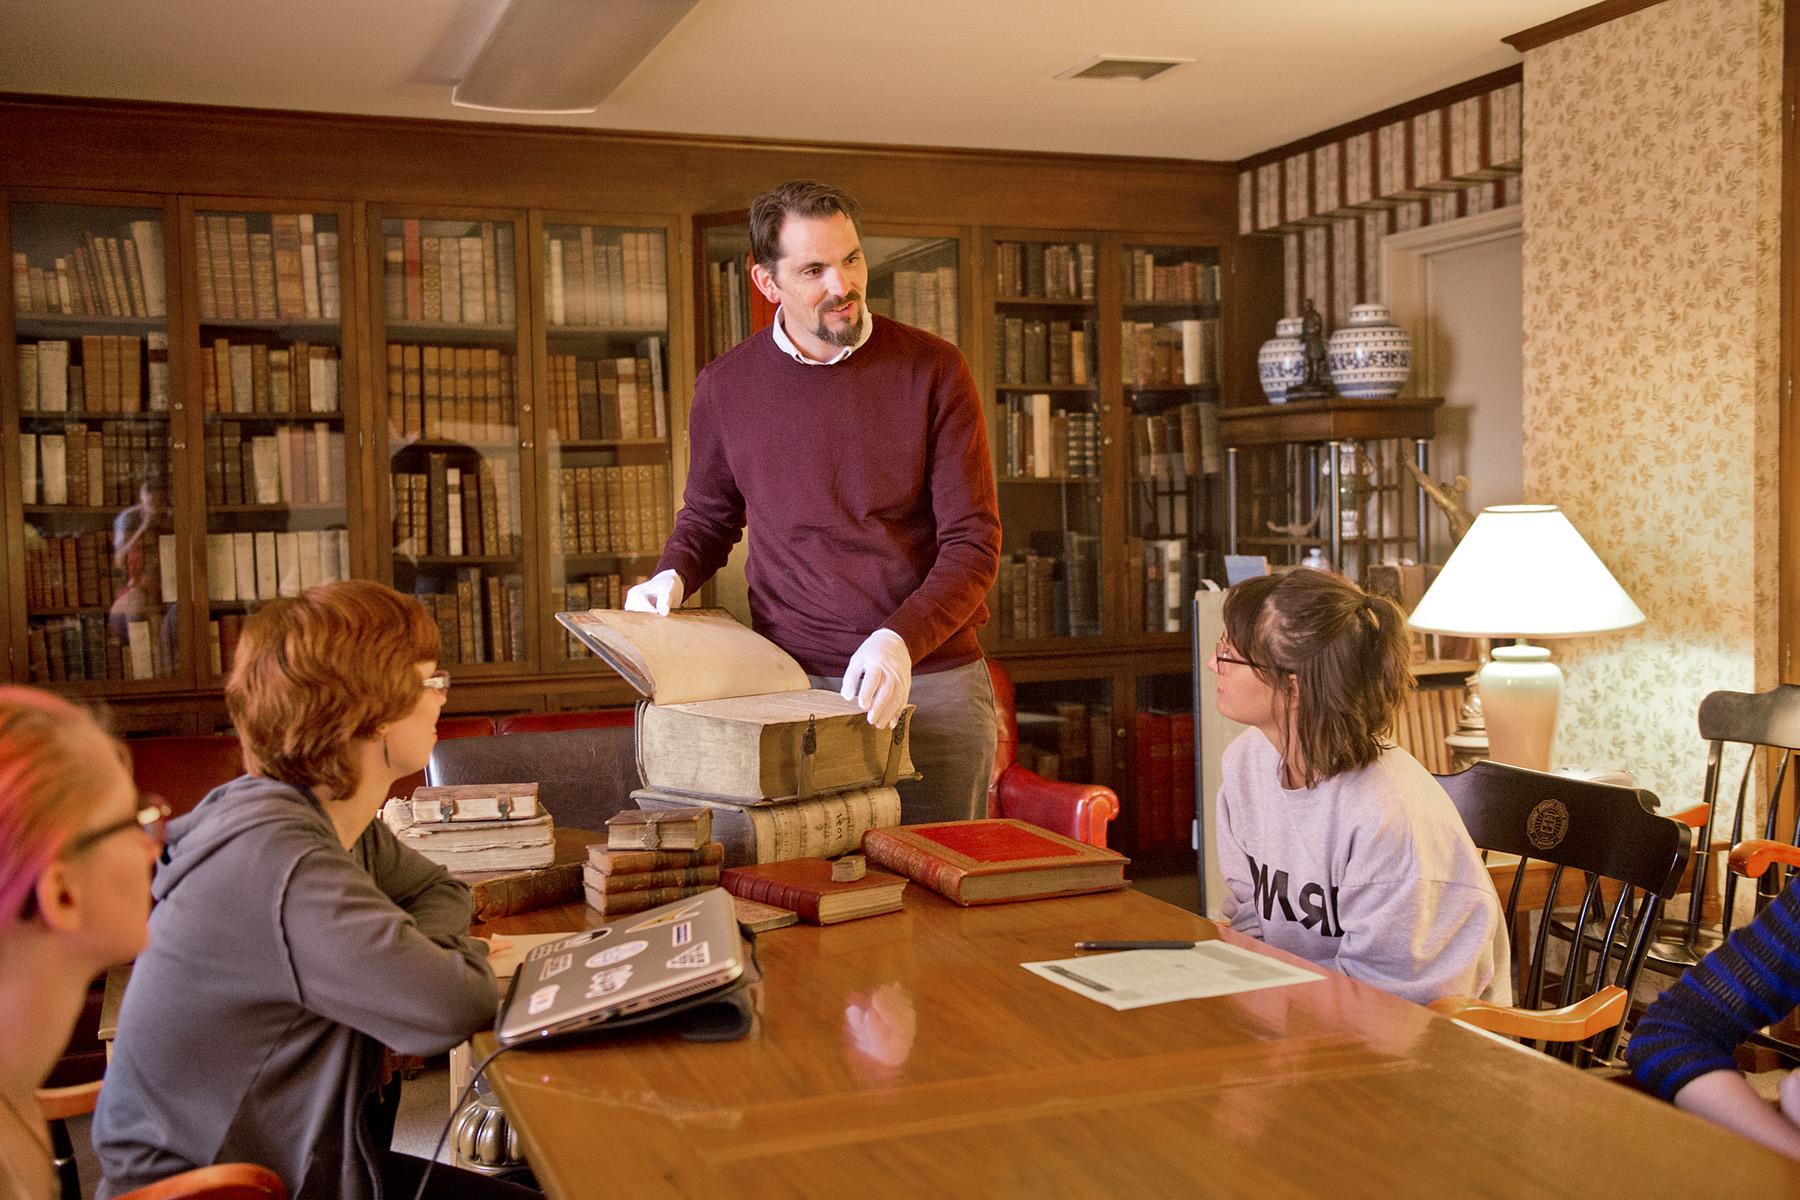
top-left (49, 1117), bottom-right (80, 1200)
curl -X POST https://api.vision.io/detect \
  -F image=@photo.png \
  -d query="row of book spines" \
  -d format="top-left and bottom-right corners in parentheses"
top-left (204, 529), bottom-right (350, 604)
top-left (194, 213), bottom-right (340, 323)
top-left (551, 464), bottom-right (673, 558)
top-left (205, 424), bottom-right (346, 507)
top-left (1132, 402), bottom-right (1222, 482)
top-left (17, 336), bottom-right (168, 414)
top-left (23, 530), bottom-right (172, 611)
top-left (388, 221), bottom-right (517, 326)
top-left (994, 543), bottom-right (1101, 641)
top-left (1125, 255), bottom-right (1222, 304)
top-left (393, 459), bottom-right (521, 560)
top-left (880, 266), bottom-right (960, 345)
top-left (385, 343), bottom-right (517, 444)
top-left (419, 572), bottom-right (526, 666)
top-left (996, 400), bottom-right (1100, 480)
top-left (993, 241), bottom-right (1096, 301)
top-left (1134, 710), bottom-right (1196, 852)
top-left (27, 614), bottom-right (172, 684)
top-left (200, 339), bottom-right (341, 415)
top-left (11, 223), bottom-right (167, 318)
top-left (554, 575), bottom-right (646, 658)
top-left (1122, 319), bottom-right (1221, 388)
top-left (582, 881), bottom-right (718, 917)
top-left (1393, 684), bottom-right (1462, 775)
top-left (704, 256), bottom-right (755, 358)
top-left (546, 350), bottom-right (667, 442)
top-left (19, 424), bottom-right (168, 508)
top-left (1139, 539), bottom-right (1199, 634)
top-left (993, 317), bottom-right (1094, 388)
top-left (543, 231), bottom-right (669, 327)
top-left (1013, 700), bottom-right (1108, 785)
top-left (581, 862), bottom-right (722, 894)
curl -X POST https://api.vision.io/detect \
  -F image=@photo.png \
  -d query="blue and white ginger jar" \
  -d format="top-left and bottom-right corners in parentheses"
top-left (1326, 303), bottom-right (1412, 399)
top-left (1257, 317), bottom-right (1305, 403)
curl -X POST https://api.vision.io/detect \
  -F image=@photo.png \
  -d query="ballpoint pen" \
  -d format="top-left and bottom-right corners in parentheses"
top-left (1073, 940), bottom-right (1197, 951)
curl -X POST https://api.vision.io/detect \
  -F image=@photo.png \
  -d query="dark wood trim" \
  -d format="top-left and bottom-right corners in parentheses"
top-left (1503, 0), bottom-right (1673, 54)
top-left (1782, 0), bottom-right (1798, 695)
top-left (1235, 65), bottom-right (1522, 173)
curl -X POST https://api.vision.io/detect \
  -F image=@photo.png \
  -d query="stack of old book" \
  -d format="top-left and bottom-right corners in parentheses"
top-left (558, 608), bottom-right (914, 868)
top-left (584, 808), bottom-right (724, 917)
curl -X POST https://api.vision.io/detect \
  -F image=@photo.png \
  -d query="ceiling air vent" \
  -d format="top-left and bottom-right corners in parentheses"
top-left (1055, 55), bottom-right (1192, 82)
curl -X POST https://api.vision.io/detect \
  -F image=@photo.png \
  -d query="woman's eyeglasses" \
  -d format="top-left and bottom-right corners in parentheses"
top-left (422, 669), bottom-right (452, 694)
top-left (1214, 637), bottom-right (1277, 673)
top-left (60, 796), bottom-right (171, 858)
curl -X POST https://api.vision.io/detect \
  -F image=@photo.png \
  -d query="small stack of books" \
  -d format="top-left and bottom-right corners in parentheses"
top-left (381, 783), bottom-right (554, 874)
top-left (584, 809), bottom-right (725, 917)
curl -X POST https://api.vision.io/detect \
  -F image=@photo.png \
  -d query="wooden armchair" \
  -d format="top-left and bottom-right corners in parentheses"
top-left (984, 659), bottom-right (1119, 847)
top-left (1425, 761), bottom-right (1690, 1066)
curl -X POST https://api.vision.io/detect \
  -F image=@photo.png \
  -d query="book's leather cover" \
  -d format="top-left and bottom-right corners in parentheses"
top-left (721, 857), bottom-right (906, 925)
top-left (862, 819), bottom-right (1128, 906)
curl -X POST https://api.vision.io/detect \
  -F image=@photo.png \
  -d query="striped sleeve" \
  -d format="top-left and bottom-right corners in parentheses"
top-left (1626, 878), bottom-right (1800, 1100)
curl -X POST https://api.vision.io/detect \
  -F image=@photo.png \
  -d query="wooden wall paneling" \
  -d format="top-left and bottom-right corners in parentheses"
top-left (1095, 230), bottom-right (1129, 646)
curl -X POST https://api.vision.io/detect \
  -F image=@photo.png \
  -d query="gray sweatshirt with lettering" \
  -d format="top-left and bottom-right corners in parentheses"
top-left (93, 774), bottom-right (496, 1200)
top-left (1216, 729), bottom-right (1511, 1006)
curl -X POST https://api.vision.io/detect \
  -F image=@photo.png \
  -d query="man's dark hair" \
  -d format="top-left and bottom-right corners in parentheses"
top-left (749, 180), bottom-right (862, 272)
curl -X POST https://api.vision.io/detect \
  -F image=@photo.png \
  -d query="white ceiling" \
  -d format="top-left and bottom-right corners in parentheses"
top-left (0, 0), bottom-right (1579, 161)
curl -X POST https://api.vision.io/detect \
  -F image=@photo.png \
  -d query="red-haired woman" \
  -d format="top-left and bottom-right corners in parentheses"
top-left (1207, 569), bottom-right (1510, 1005)
top-left (93, 580), bottom-right (530, 1199)
top-left (0, 688), bottom-right (158, 1200)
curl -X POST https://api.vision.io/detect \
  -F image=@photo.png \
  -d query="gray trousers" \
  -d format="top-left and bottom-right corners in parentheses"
top-left (807, 657), bottom-right (997, 826)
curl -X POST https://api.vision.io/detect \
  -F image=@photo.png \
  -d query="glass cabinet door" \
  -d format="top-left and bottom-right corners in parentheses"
top-left (1122, 243), bottom-right (1225, 636)
top-left (191, 204), bottom-right (350, 679)
top-left (988, 237), bottom-right (1101, 645)
top-left (697, 220), bottom-right (757, 365)
top-left (10, 200), bottom-right (181, 686)
top-left (539, 219), bottom-right (672, 661)
top-left (378, 212), bottom-right (527, 670)
top-left (1130, 671), bottom-right (1196, 861)
top-left (865, 232), bottom-right (959, 347)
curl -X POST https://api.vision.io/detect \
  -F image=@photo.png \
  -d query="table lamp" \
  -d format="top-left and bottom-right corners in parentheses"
top-left (1405, 504), bottom-right (1645, 771)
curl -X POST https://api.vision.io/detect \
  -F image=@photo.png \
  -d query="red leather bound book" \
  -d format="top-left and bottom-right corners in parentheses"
top-left (720, 857), bottom-right (906, 925)
top-left (861, 818), bottom-right (1128, 906)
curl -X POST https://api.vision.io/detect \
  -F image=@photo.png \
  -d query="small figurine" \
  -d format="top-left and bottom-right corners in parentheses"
top-left (1284, 299), bottom-right (1334, 401)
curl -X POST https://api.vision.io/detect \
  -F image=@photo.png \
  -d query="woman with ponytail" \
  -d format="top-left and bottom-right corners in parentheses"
top-left (1207, 569), bottom-right (1510, 1005)
top-left (0, 689), bottom-right (156, 1200)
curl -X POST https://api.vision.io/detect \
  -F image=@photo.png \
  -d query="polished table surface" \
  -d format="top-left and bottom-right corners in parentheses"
top-left (475, 888), bottom-right (1800, 1199)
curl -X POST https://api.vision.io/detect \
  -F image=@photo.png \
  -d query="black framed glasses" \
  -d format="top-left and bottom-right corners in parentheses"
top-left (421, 669), bottom-right (451, 694)
top-left (1214, 637), bottom-right (1277, 673)
top-left (60, 796), bottom-right (171, 859)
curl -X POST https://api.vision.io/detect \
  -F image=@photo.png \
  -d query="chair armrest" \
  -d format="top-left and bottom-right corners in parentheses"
top-left (1729, 839), bottom-right (1800, 879)
top-left (113, 1163), bottom-right (287, 1200)
top-left (1666, 802), bottom-right (1710, 829)
top-left (990, 763), bottom-right (1120, 848)
top-left (37, 1079), bottom-right (101, 1121)
top-left (1428, 985), bottom-right (1626, 1043)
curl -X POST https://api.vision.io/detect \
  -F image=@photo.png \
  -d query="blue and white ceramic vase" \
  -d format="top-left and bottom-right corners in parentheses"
top-left (1326, 303), bottom-right (1412, 399)
top-left (1257, 317), bottom-right (1305, 403)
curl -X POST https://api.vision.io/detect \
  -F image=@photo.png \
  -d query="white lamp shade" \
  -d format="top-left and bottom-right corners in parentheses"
top-left (1406, 504), bottom-right (1645, 639)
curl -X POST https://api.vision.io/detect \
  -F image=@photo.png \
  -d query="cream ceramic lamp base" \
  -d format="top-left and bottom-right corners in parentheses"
top-left (1477, 641), bottom-right (1561, 772)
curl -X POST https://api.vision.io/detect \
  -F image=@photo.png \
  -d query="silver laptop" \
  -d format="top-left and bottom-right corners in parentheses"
top-left (495, 887), bottom-right (749, 1046)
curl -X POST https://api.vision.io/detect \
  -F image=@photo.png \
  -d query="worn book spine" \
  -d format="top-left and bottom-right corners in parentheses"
top-left (589, 842), bottom-right (725, 874)
top-left (582, 862), bottom-right (723, 895)
top-left (582, 882), bottom-right (716, 917)
top-left (467, 861), bottom-right (584, 922)
top-left (861, 830), bottom-right (970, 903)
top-left (718, 872), bottom-right (820, 924)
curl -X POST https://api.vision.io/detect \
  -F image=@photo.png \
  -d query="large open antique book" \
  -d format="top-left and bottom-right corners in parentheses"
top-left (556, 608), bottom-right (918, 800)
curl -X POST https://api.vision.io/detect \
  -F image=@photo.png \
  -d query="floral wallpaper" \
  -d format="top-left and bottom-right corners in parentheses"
top-left (1521, 0), bottom-right (1782, 816)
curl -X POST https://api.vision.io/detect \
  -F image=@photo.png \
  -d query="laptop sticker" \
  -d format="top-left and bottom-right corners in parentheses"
top-left (527, 984), bottom-right (560, 1015)
top-left (555, 928), bottom-right (611, 949)
top-left (666, 942), bottom-right (712, 970)
top-left (585, 940), bottom-right (648, 969)
top-left (585, 965), bottom-right (634, 998)
top-left (671, 921), bottom-right (693, 946)
top-left (628, 902), bottom-right (704, 931)
top-left (539, 953), bottom-right (574, 980)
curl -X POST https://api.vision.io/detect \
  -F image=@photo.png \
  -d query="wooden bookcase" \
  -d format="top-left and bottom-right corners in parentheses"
top-left (0, 94), bottom-right (1261, 852)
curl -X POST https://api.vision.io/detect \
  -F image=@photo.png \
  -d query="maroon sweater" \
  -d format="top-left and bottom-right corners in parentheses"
top-left (657, 317), bottom-right (1001, 676)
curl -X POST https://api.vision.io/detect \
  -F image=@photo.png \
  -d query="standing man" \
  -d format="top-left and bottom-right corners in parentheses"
top-left (625, 180), bottom-right (1001, 825)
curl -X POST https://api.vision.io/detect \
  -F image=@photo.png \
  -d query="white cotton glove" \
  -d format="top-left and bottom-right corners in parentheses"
top-left (623, 569), bottom-right (684, 616)
top-left (841, 628), bottom-right (911, 730)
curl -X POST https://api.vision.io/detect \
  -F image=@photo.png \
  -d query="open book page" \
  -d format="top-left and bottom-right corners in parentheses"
top-left (555, 607), bottom-right (810, 705)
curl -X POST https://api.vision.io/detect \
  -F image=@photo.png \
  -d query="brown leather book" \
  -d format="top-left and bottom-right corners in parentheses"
top-left (721, 857), bottom-right (906, 925)
top-left (461, 828), bottom-right (602, 922)
top-left (861, 819), bottom-right (1128, 907)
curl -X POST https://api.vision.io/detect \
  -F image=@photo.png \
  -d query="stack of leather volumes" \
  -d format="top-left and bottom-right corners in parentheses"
top-left (558, 608), bottom-right (914, 867)
top-left (381, 783), bottom-right (553, 874)
top-left (583, 840), bottom-right (725, 918)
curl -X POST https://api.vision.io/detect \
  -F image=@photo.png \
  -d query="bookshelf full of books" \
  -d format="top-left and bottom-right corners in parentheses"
top-left (696, 218), bottom-right (765, 365)
top-left (538, 218), bottom-right (674, 663)
top-left (1130, 672), bottom-right (1196, 859)
top-left (379, 211), bottom-right (528, 671)
top-left (9, 201), bottom-right (181, 687)
top-left (191, 205), bottom-right (351, 678)
top-left (988, 237), bottom-right (1102, 645)
top-left (865, 233), bottom-right (960, 347)
top-left (1123, 242), bottom-right (1226, 638)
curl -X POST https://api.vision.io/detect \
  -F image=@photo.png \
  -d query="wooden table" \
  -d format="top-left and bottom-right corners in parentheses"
top-left (475, 889), bottom-right (1800, 1199)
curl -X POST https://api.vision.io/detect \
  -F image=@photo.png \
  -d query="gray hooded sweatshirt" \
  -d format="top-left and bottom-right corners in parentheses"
top-left (92, 774), bottom-right (497, 1200)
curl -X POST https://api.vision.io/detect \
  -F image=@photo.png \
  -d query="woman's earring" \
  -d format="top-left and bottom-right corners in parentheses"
top-left (382, 738), bottom-right (392, 769)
